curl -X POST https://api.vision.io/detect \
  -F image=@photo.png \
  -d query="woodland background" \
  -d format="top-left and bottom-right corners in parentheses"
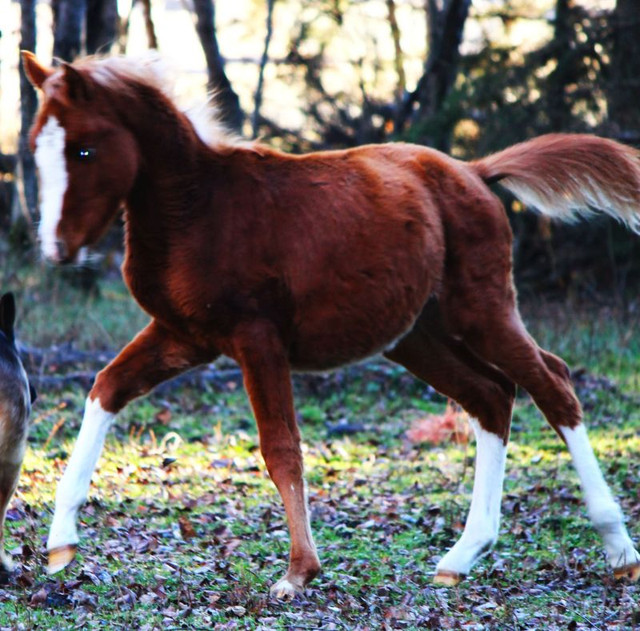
top-left (0, 0), bottom-right (639, 301)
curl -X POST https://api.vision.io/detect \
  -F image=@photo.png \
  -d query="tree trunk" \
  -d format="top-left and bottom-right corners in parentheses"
top-left (546, 0), bottom-right (573, 132)
top-left (386, 0), bottom-right (406, 104)
top-left (86, 0), bottom-right (118, 55)
top-left (396, 0), bottom-right (471, 150)
top-left (52, 0), bottom-right (86, 62)
top-left (609, 0), bottom-right (640, 141)
top-left (19, 0), bottom-right (39, 224)
top-left (192, 0), bottom-right (244, 133)
top-left (252, 0), bottom-right (275, 138)
top-left (0, 153), bottom-right (17, 237)
top-left (139, 0), bottom-right (158, 49)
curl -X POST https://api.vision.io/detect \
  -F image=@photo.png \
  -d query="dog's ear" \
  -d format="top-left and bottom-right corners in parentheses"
top-left (0, 293), bottom-right (16, 341)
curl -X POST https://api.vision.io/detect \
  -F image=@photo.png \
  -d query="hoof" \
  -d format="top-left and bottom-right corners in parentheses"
top-left (434, 569), bottom-right (464, 586)
top-left (613, 563), bottom-right (640, 582)
top-left (47, 544), bottom-right (77, 575)
top-left (0, 552), bottom-right (15, 573)
top-left (269, 577), bottom-right (304, 600)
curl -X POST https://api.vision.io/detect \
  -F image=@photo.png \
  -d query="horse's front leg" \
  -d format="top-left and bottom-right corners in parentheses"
top-left (232, 322), bottom-right (320, 599)
top-left (47, 320), bottom-right (208, 573)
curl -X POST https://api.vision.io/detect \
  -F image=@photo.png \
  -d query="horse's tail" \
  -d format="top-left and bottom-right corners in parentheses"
top-left (470, 133), bottom-right (640, 234)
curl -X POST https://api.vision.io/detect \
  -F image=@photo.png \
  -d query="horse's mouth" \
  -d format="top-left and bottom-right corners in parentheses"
top-left (41, 244), bottom-right (89, 266)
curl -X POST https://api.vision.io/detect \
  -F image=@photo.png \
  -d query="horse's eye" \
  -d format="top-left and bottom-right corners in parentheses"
top-left (76, 147), bottom-right (97, 162)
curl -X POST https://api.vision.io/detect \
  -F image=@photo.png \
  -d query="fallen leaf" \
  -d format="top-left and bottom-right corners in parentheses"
top-left (406, 402), bottom-right (471, 445)
top-left (178, 516), bottom-right (197, 540)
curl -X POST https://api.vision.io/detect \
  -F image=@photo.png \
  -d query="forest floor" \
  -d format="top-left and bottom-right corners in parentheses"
top-left (0, 265), bottom-right (638, 630)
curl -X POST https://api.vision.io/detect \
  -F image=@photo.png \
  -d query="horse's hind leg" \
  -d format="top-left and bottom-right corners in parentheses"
top-left (448, 294), bottom-right (640, 580)
top-left (385, 300), bottom-right (516, 584)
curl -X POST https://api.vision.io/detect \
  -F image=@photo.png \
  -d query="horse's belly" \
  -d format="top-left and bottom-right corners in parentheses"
top-left (286, 202), bottom-right (445, 370)
top-left (288, 262), bottom-right (435, 371)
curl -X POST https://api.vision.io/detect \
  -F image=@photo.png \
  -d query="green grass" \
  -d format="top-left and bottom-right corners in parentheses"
top-left (0, 266), bottom-right (638, 629)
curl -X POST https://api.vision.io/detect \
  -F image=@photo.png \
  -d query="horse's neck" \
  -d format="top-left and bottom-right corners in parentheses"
top-left (125, 167), bottom-right (198, 247)
top-left (124, 109), bottom-right (203, 233)
top-left (116, 87), bottom-right (198, 176)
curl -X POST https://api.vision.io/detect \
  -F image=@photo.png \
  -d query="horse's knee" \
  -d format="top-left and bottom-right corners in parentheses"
top-left (261, 443), bottom-right (303, 482)
top-left (540, 350), bottom-right (571, 380)
top-left (460, 381), bottom-right (514, 441)
top-left (90, 368), bottom-right (140, 413)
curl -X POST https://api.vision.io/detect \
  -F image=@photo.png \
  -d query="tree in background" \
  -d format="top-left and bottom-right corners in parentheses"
top-left (52, 0), bottom-right (85, 61)
top-left (608, 0), bottom-right (640, 143)
top-left (397, 0), bottom-right (471, 151)
top-left (17, 0), bottom-right (38, 228)
top-left (192, 0), bottom-right (243, 132)
top-left (51, 0), bottom-right (118, 60)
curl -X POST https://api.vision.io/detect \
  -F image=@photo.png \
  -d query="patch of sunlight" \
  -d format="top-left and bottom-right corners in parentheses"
top-left (509, 442), bottom-right (570, 466)
top-left (17, 449), bottom-right (60, 507)
top-left (586, 430), bottom-right (640, 455)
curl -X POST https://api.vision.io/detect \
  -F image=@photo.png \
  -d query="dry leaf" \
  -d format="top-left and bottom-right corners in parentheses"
top-left (406, 402), bottom-right (471, 445)
top-left (178, 516), bottom-right (197, 540)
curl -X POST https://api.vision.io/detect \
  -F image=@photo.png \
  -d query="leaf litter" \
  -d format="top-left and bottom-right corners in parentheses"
top-left (0, 362), bottom-right (637, 629)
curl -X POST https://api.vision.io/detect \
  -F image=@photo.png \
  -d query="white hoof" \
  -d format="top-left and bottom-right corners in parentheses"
top-left (435, 536), bottom-right (495, 579)
top-left (0, 551), bottom-right (15, 572)
top-left (47, 544), bottom-right (77, 574)
top-left (269, 577), bottom-right (304, 600)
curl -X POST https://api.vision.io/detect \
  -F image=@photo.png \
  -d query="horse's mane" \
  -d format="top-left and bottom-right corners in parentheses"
top-left (71, 54), bottom-right (249, 151)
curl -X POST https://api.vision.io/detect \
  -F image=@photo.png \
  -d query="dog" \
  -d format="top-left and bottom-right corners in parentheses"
top-left (0, 293), bottom-right (35, 571)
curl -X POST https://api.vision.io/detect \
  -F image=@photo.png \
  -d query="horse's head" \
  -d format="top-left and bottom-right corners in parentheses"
top-left (23, 52), bottom-right (141, 264)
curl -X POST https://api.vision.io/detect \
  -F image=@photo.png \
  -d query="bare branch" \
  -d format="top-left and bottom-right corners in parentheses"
top-left (252, 0), bottom-right (276, 139)
top-left (139, 0), bottom-right (158, 49)
top-left (386, 0), bottom-right (406, 103)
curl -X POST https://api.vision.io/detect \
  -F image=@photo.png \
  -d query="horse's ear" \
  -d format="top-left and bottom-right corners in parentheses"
top-left (21, 50), bottom-right (54, 89)
top-left (0, 293), bottom-right (16, 341)
top-left (62, 63), bottom-right (94, 102)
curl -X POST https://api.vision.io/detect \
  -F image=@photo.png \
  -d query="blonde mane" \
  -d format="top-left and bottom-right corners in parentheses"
top-left (72, 54), bottom-right (249, 151)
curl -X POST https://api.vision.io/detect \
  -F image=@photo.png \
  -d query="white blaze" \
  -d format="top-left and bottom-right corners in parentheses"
top-left (34, 116), bottom-right (68, 261)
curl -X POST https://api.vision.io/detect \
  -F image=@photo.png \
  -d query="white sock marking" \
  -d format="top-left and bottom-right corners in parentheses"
top-left (560, 424), bottom-right (639, 569)
top-left (48, 397), bottom-right (115, 551)
top-left (34, 116), bottom-right (68, 262)
top-left (437, 420), bottom-right (507, 576)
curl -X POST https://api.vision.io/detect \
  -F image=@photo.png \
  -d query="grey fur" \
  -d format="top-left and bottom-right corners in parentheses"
top-left (0, 293), bottom-right (34, 571)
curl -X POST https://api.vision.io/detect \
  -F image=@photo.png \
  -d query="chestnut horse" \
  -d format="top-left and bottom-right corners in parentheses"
top-left (23, 51), bottom-right (640, 598)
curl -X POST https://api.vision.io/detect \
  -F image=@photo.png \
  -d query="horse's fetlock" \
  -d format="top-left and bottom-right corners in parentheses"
top-left (591, 508), bottom-right (624, 532)
top-left (290, 556), bottom-right (321, 583)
